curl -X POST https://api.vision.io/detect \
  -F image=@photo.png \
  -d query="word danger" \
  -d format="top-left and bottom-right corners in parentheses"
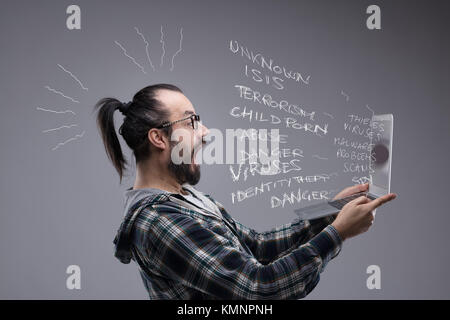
top-left (239, 147), bottom-right (303, 162)
top-left (271, 188), bottom-right (329, 208)
top-left (231, 174), bottom-right (331, 204)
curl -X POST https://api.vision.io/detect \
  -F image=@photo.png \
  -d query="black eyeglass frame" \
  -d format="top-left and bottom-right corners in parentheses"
top-left (157, 114), bottom-right (201, 130)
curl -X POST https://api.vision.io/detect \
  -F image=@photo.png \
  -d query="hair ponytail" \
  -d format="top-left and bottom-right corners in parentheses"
top-left (94, 84), bottom-right (182, 184)
top-left (94, 98), bottom-right (128, 183)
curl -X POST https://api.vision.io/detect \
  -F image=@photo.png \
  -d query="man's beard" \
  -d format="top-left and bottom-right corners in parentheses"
top-left (168, 142), bottom-right (201, 186)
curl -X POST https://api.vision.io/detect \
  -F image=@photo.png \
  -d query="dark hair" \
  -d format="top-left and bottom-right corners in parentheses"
top-left (94, 83), bottom-right (183, 183)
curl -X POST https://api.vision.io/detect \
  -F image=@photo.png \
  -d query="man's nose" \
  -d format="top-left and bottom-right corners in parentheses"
top-left (200, 122), bottom-right (210, 138)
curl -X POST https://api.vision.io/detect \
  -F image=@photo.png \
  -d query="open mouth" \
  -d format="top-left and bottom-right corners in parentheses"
top-left (192, 140), bottom-right (206, 165)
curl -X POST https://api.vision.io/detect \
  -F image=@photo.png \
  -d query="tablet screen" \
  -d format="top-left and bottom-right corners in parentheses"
top-left (370, 115), bottom-right (393, 195)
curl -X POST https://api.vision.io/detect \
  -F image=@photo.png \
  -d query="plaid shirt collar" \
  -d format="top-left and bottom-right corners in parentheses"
top-left (114, 184), bottom-right (240, 264)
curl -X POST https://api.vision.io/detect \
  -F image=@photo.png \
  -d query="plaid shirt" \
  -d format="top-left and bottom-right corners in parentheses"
top-left (113, 187), bottom-right (342, 300)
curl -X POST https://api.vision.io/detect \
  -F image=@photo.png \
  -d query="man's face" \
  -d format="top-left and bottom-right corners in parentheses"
top-left (156, 89), bottom-right (209, 185)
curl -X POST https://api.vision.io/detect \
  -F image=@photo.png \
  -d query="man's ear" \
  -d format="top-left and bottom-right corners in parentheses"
top-left (148, 128), bottom-right (168, 150)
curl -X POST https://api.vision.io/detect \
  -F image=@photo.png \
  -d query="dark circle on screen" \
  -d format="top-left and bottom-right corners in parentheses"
top-left (372, 143), bottom-right (389, 165)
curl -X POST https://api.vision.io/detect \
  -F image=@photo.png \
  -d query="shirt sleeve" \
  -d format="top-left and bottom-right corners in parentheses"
top-left (205, 194), bottom-right (341, 264)
top-left (231, 214), bottom-right (341, 264)
top-left (147, 211), bottom-right (342, 300)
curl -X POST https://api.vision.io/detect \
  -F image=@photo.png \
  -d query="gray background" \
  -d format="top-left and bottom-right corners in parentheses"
top-left (0, 0), bottom-right (449, 299)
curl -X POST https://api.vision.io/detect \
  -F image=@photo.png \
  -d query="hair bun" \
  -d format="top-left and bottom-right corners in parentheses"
top-left (118, 101), bottom-right (132, 115)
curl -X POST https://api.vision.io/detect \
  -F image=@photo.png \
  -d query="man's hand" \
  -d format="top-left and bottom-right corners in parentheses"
top-left (332, 183), bottom-right (369, 201)
top-left (331, 192), bottom-right (397, 241)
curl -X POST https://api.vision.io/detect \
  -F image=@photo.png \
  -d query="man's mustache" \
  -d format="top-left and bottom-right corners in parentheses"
top-left (193, 138), bottom-right (207, 150)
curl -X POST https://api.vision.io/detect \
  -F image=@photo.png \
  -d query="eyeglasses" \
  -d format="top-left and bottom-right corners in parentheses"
top-left (157, 114), bottom-right (201, 130)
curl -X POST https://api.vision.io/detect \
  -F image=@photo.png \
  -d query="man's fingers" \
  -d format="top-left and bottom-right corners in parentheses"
top-left (333, 183), bottom-right (369, 200)
top-left (363, 193), bottom-right (397, 211)
top-left (346, 183), bottom-right (369, 195)
top-left (350, 195), bottom-right (371, 205)
top-left (360, 182), bottom-right (370, 191)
